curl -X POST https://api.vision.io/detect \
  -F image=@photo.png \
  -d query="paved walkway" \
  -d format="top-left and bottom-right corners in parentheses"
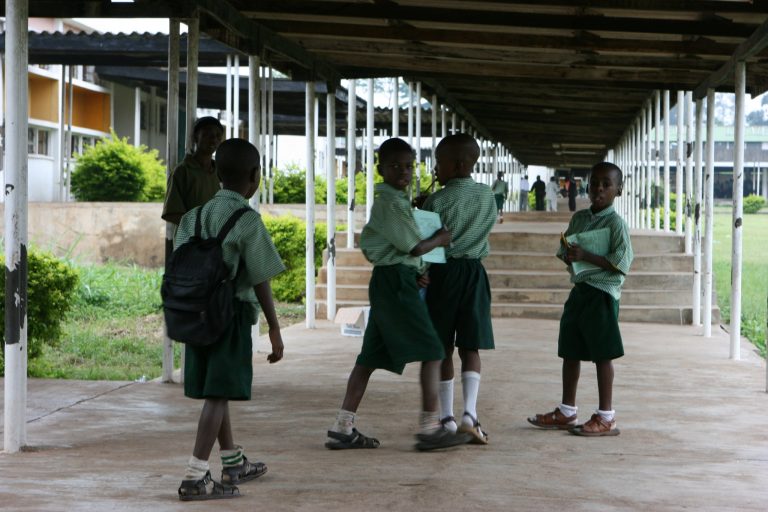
top-left (0, 318), bottom-right (766, 511)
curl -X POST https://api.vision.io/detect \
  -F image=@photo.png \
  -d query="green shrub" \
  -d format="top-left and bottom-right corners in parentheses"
top-left (263, 215), bottom-right (327, 302)
top-left (70, 130), bottom-right (166, 202)
top-left (0, 250), bottom-right (79, 370)
top-left (650, 207), bottom-right (677, 230)
top-left (744, 194), bottom-right (766, 214)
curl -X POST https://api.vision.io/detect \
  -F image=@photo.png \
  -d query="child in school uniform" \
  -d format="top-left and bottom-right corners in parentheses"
top-left (528, 162), bottom-right (633, 436)
top-left (175, 138), bottom-right (286, 500)
top-left (325, 137), bottom-right (470, 452)
top-left (421, 133), bottom-right (498, 445)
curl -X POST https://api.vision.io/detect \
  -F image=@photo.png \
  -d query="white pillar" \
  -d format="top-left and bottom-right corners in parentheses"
top-left (268, 66), bottom-right (275, 204)
top-left (654, 90), bottom-right (661, 230)
top-left (346, 80), bottom-right (356, 248)
top-left (391, 76), bottom-right (399, 137)
top-left (676, 90), bottom-right (685, 235)
top-left (225, 55), bottom-right (232, 139)
top-left (451, 112), bottom-right (457, 134)
top-left (640, 107), bottom-right (647, 229)
top-left (441, 104), bottom-right (447, 138)
top-left (703, 89), bottom-right (715, 336)
top-left (415, 81), bottom-right (422, 193)
top-left (326, 88), bottom-right (337, 321)
top-left (233, 55), bottom-right (240, 138)
top-left (4, 0), bottom-right (29, 453)
top-left (163, 19), bottom-right (180, 383)
top-left (305, 82), bottom-right (316, 329)
top-left (645, 100), bottom-right (653, 229)
top-left (685, 91), bottom-right (694, 254)
top-left (693, 97), bottom-right (704, 326)
top-left (260, 66), bottom-right (268, 203)
top-left (431, 94), bottom-right (438, 173)
top-left (366, 79), bottom-right (375, 222)
top-left (133, 87), bottom-right (141, 147)
top-left (407, 81), bottom-right (414, 148)
top-left (184, 16), bottom-right (199, 153)
top-left (663, 90), bottom-right (671, 232)
top-left (247, 56), bottom-right (261, 211)
top-left (730, 61), bottom-right (746, 360)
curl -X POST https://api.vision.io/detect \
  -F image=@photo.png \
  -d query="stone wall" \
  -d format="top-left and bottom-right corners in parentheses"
top-left (0, 203), bottom-right (352, 268)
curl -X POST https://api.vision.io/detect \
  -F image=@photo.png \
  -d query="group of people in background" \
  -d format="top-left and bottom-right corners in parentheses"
top-left (161, 122), bottom-right (633, 502)
top-left (491, 171), bottom-right (582, 220)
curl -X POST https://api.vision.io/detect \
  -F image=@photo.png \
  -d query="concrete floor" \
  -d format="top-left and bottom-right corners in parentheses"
top-left (1, 318), bottom-right (767, 511)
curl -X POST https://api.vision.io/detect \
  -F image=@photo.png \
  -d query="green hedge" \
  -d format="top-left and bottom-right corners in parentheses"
top-left (744, 194), bottom-right (766, 214)
top-left (0, 250), bottom-right (79, 372)
top-left (263, 215), bottom-right (327, 303)
top-left (70, 131), bottom-right (166, 202)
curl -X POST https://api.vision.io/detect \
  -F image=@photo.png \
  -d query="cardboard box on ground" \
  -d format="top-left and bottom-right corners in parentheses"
top-left (334, 307), bottom-right (371, 336)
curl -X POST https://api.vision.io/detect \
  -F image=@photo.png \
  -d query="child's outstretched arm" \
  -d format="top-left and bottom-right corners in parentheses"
top-left (410, 227), bottom-right (451, 256)
top-left (254, 280), bottom-right (284, 363)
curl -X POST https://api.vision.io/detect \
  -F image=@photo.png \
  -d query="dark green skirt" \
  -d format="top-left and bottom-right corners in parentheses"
top-left (426, 258), bottom-right (495, 351)
top-left (558, 283), bottom-right (624, 362)
top-left (184, 299), bottom-right (255, 400)
top-left (356, 264), bottom-right (445, 374)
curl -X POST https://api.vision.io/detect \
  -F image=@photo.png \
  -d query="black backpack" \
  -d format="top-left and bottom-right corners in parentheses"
top-left (161, 206), bottom-right (250, 347)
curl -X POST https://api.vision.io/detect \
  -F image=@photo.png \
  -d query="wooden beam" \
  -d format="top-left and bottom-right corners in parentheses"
top-left (693, 16), bottom-right (768, 98)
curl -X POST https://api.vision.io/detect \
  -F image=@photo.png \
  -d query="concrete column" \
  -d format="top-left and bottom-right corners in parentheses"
top-left (407, 81), bottom-right (413, 148)
top-left (268, 66), bottom-right (275, 203)
top-left (346, 80), bottom-right (356, 249)
top-left (4, 0), bottom-right (28, 453)
top-left (451, 112), bottom-right (457, 134)
top-left (441, 104), bottom-right (447, 138)
top-left (676, 90), bottom-right (685, 235)
top-left (693, 97), bottom-right (704, 326)
top-left (134, 86), bottom-right (141, 147)
top-left (247, 55), bottom-right (260, 211)
top-left (730, 61), bottom-right (746, 359)
top-left (703, 89), bottom-right (715, 336)
top-left (162, 19), bottom-right (181, 383)
top-left (654, 90), bottom-right (661, 230)
top-left (366, 79), bottom-right (374, 222)
top-left (640, 107), bottom-right (647, 229)
top-left (431, 94), bottom-right (437, 173)
top-left (305, 82), bottom-right (316, 329)
top-left (685, 91), bottom-right (694, 254)
top-left (260, 66), bottom-right (267, 203)
top-left (225, 55), bottom-right (232, 139)
top-left (645, 100), bottom-right (653, 229)
top-left (663, 90), bottom-right (671, 232)
top-left (233, 55), bottom-right (240, 137)
top-left (415, 81), bottom-right (422, 194)
top-left (184, 16), bottom-right (199, 154)
top-left (391, 76), bottom-right (399, 138)
top-left (326, 88), bottom-right (337, 321)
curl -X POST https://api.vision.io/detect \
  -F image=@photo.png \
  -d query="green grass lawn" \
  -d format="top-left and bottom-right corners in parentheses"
top-left (713, 208), bottom-right (767, 355)
top-left (29, 263), bottom-right (305, 381)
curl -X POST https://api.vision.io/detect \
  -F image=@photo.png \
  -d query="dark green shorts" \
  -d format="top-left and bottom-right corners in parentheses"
top-left (184, 300), bottom-right (255, 400)
top-left (494, 194), bottom-right (505, 210)
top-left (558, 283), bottom-right (624, 362)
top-left (357, 265), bottom-right (445, 374)
top-left (426, 258), bottom-right (495, 351)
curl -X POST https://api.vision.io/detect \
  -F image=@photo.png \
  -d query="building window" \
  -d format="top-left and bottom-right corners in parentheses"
top-left (70, 134), bottom-right (96, 157)
top-left (28, 127), bottom-right (51, 156)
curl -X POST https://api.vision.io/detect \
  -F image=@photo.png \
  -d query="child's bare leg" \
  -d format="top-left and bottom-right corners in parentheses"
top-left (440, 344), bottom-right (455, 381)
top-left (340, 364), bottom-right (375, 413)
top-left (595, 360), bottom-right (614, 411)
top-left (561, 359), bottom-right (580, 407)
top-left (217, 402), bottom-right (235, 451)
top-left (193, 398), bottom-right (229, 460)
top-left (420, 359), bottom-right (441, 412)
top-left (458, 348), bottom-right (480, 373)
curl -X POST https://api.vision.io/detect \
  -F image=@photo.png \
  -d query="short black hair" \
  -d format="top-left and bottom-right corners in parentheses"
top-left (377, 138), bottom-right (414, 164)
top-left (193, 116), bottom-right (224, 138)
top-left (591, 161), bottom-right (623, 187)
top-left (216, 138), bottom-right (260, 186)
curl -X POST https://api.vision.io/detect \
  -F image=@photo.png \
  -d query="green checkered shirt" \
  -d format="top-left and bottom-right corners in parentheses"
top-left (492, 179), bottom-right (509, 197)
top-left (175, 189), bottom-right (286, 320)
top-left (557, 205), bottom-right (633, 300)
top-left (422, 177), bottom-right (497, 259)
top-left (360, 183), bottom-right (424, 271)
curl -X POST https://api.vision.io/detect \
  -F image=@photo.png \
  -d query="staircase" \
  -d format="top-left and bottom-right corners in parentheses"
top-left (316, 211), bottom-right (719, 325)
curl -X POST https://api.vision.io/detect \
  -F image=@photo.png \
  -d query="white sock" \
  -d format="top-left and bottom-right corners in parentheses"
top-left (558, 403), bottom-right (578, 418)
top-left (597, 409), bottom-right (615, 422)
top-left (461, 371), bottom-right (481, 426)
top-left (220, 445), bottom-right (244, 468)
top-left (419, 411), bottom-right (440, 435)
top-left (331, 409), bottom-right (356, 435)
top-left (184, 455), bottom-right (209, 481)
top-left (439, 379), bottom-right (455, 420)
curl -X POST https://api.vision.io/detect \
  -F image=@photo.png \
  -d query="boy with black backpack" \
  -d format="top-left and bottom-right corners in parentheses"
top-left (170, 138), bottom-right (285, 501)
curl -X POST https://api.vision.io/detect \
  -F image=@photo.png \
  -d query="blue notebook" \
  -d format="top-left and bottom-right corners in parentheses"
top-left (566, 227), bottom-right (611, 275)
top-left (413, 209), bottom-right (446, 264)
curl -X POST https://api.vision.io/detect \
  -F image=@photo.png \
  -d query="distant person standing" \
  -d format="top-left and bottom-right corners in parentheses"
top-left (532, 175), bottom-right (546, 211)
top-left (519, 175), bottom-right (530, 211)
top-left (567, 173), bottom-right (578, 212)
top-left (491, 171), bottom-right (509, 223)
top-left (546, 176), bottom-right (559, 212)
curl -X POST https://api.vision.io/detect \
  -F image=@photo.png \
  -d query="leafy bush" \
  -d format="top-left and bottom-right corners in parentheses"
top-left (263, 215), bottom-right (327, 302)
top-left (273, 164), bottom-right (329, 204)
top-left (0, 250), bottom-right (79, 371)
top-left (744, 194), bottom-right (766, 214)
top-left (70, 130), bottom-right (166, 202)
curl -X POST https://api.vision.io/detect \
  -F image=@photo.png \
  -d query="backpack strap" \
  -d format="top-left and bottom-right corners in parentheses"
top-left (216, 207), bottom-right (251, 242)
top-left (194, 206), bottom-right (203, 238)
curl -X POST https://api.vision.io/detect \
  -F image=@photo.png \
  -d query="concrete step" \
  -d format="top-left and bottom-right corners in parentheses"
top-left (324, 248), bottom-right (692, 273)
top-left (316, 300), bottom-right (720, 326)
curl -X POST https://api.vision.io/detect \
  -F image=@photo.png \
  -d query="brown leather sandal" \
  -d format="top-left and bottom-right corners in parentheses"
top-left (569, 414), bottom-right (620, 437)
top-left (527, 408), bottom-right (578, 430)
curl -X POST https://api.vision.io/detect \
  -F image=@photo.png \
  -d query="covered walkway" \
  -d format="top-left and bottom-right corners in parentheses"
top-left (0, 317), bottom-right (765, 511)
